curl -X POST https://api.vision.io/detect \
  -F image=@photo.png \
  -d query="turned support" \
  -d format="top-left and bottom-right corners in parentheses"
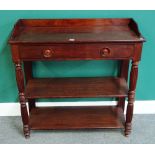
top-left (125, 61), bottom-right (139, 136)
top-left (15, 62), bottom-right (30, 138)
top-left (117, 60), bottom-right (129, 111)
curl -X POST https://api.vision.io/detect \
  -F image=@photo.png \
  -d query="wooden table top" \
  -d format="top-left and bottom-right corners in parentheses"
top-left (9, 18), bottom-right (145, 44)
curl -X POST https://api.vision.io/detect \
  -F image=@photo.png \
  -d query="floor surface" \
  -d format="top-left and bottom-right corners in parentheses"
top-left (0, 115), bottom-right (155, 144)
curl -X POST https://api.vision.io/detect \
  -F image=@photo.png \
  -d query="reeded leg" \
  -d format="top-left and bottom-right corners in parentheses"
top-left (125, 61), bottom-right (139, 136)
top-left (117, 60), bottom-right (129, 111)
top-left (15, 62), bottom-right (30, 138)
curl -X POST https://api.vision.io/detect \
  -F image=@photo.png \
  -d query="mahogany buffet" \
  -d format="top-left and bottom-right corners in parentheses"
top-left (9, 18), bottom-right (145, 138)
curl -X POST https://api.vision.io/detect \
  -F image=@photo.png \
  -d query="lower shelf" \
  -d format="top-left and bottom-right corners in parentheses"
top-left (30, 106), bottom-right (125, 130)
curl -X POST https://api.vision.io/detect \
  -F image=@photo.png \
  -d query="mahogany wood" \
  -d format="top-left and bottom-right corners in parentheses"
top-left (24, 61), bottom-right (36, 112)
top-left (117, 60), bottom-right (129, 110)
top-left (9, 18), bottom-right (145, 44)
top-left (30, 106), bottom-right (125, 130)
top-left (15, 62), bottom-right (30, 138)
top-left (19, 44), bottom-right (134, 61)
top-left (25, 77), bottom-right (128, 99)
top-left (125, 61), bottom-right (139, 136)
top-left (9, 18), bottom-right (145, 138)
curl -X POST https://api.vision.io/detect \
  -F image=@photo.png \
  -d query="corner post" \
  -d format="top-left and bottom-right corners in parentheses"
top-left (15, 62), bottom-right (30, 138)
top-left (125, 61), bottom-right (139, 136)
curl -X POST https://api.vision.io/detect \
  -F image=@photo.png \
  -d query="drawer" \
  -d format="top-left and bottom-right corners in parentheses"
top-left (19, 44), bottom-right (134, 60)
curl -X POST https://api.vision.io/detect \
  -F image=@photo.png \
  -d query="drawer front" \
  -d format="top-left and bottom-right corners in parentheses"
top-left (19, 44), bottom-right (134, 60)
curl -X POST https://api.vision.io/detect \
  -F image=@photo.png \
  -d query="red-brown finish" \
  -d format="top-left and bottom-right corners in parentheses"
top-left (30, 106), bottom-right (125, 130)
top-left (125, 61), bottom-right (139, 136)
top-left (19, 44), bottom-right (134, 60)
top-left (117, 60), bottom-right (129, 110)
top-left (9, 18), bottom-right (145, 44)
top-left (25, 77), bottom-right (128, 99)
top-left (9, 18), bottom-right (145, 138)
top-left (24, 61), bottom-right (36, 112)
top-left (15, 62), bottom-right (30, 138)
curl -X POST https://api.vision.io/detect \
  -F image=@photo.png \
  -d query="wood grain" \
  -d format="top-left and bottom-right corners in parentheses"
top-left (25, 77), bottom-right (128, 99)
top-left (9, 18), bottom-right (145, 44)
top-left (125, 61), bottom-right (139, 136)
top-left (30, 106), bottom-right (125, 130)
top-left (8, 18), bottom-right (145, 137)
top-left (19, 44), bottom-right (134, 60)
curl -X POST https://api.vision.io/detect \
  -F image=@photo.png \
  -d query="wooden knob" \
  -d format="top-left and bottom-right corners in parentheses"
top-left (43, 49), bottom-right (53, 58)
top-left (100, 48), bottom-right (111, 57)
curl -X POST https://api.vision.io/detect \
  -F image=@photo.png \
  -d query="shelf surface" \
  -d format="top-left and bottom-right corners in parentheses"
top-left (25, 77), bottom-right (128, 99)
top-left (30, 106), bottom-right (125, 130)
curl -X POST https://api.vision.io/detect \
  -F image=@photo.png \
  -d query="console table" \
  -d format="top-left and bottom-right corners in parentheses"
top-left (9, 18), bottom-right (145, 138)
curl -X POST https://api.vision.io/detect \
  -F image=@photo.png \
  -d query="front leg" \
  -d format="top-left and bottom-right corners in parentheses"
top-left (125, 61), bottom-right (139, 136)
top-left (15, 62), bottom-right (30, 138)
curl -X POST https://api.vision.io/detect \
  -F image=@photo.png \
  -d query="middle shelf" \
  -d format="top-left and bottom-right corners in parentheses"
top-left (25, 77), bottom-right (128, 99)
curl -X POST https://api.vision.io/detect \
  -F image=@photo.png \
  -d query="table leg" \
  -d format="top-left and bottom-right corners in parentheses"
top-left (125, 61), bottom-right (139, 136)
top-left (117, 60), bottom-right (129, 111)
top-left (15, 62), bottom-right (30, 138)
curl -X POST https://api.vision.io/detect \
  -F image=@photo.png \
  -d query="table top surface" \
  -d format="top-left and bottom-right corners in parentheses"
top-left (9, 18), bottom-right (145, 44)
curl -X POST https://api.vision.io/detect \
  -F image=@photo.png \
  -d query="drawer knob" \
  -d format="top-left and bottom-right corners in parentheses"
top-left (100, 48), bottom-right (111, 57)
top-left (43, 49), bottom-right (53, 58)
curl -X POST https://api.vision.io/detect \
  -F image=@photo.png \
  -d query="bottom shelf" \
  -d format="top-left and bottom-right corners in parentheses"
top-left (30, 106), bottom-right (125, 130)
